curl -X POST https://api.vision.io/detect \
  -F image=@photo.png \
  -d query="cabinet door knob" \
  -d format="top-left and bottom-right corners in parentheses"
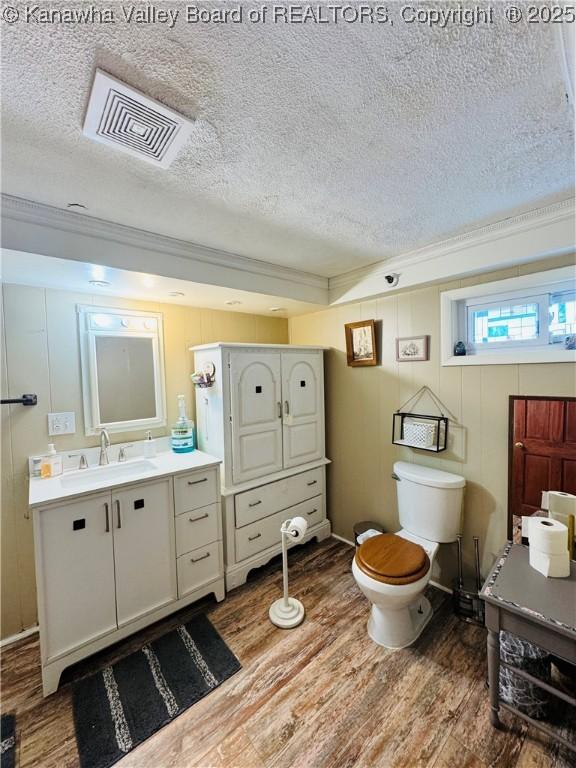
top-left (284, 400), bottom-right (290, 415)
top-left (277, 401), bottom-right (282, 419)
top-left (515, 442), bottom-right (525, 449)
top-left (248, 532), bottom-right (262, 541)
top-left (306, 509), bottom-right (318, 516)
top-left (104, 502), bottom-right (110, 533)
top-left (248, 500), bottom-right (262, 508)
top-left (188, 477), bottom-right (208, 485)
top-left (115, 500), bottom-right (122, 529)
top-left (307, 480), bottom-right (317, 486)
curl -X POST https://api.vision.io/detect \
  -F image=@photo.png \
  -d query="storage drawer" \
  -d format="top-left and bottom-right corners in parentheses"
top-left (174, 468), bottom-right (218, 515)
top-left (235, 467), bottom-right (324, 528)
top-left (177, 540), bottom-right (222, 598)
top-left (175, 503), bottom-right (219, 557)
top-left (235, 494), bottom-right (323, 562)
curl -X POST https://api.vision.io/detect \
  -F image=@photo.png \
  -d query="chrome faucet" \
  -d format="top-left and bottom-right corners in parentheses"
top-left (99, 428), bottom-right (111, 466)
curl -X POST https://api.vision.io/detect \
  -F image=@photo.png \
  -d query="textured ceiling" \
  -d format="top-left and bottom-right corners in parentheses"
top-left (1, 4), bottom-right (574, 278)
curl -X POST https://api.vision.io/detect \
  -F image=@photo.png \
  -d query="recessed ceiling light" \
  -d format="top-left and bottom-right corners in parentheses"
top-left (89, 279), bottom-right (112, 288)
top-left (225, 300), bottom-right (242, 306)
top-left (169, 291), bottom-right (185, 297)
top-left (269, 307), bottom-right (286, 312)
top-left (67, 202), bottom-right (87, 210)
top-left (142, 276), bottom-right (155, 288)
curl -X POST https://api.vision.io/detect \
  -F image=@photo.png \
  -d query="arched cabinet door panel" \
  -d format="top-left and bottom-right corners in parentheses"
top-left (230, 352), bottom-right (283, 484)
top-left (282, 352), bottom-right (324, 469)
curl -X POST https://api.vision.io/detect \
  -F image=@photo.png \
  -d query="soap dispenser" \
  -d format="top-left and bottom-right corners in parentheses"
top-left (40, 444), bottom-right (63, 479)
top-left (171, 395), bottom-right (195, 453)
top-left (143, 430), bottom-right (157, 458)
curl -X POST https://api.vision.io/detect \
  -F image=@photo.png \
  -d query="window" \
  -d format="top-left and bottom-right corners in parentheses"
top-left (78, 306), bottom-right (166, 434)
top-left (549, 289), bottom-right (576, 342)
top-left (440, 266), bottom-right (576, 366)
top-left (465, 286), bottom-right (575, 352)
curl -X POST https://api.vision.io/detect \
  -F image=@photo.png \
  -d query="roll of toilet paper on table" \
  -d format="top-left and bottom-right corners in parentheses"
top-left (287, 516), bottom-right (308, 541)
top-left (529, 548), bottom-right (570, 578)
top-left (528, 516), bottom-right (569, 555)
top-left (548, 491), bottom-right (576, 517)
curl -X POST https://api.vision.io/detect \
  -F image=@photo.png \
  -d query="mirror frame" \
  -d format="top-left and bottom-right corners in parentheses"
top-left (78, 305), bottom-right (167, 435)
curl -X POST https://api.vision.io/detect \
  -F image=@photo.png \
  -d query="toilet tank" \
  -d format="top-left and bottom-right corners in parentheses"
top-left (394, 462), bottom-right (465, 543)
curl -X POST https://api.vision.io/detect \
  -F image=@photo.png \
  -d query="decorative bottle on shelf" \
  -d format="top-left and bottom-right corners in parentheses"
top-left (171, 394), bottom-right (196, 454)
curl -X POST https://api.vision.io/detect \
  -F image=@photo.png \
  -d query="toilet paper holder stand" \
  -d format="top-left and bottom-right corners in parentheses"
top-left (269, 517), bottom-right (308, 629)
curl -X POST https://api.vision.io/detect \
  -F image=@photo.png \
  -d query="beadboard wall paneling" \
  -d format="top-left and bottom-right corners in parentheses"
top-left (289, 256), bottom-right (576, 588)
top-left (0, 285), bottom-right (288, 639)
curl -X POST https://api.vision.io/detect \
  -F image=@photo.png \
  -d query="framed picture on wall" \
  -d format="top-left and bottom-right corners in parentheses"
top-left (345, 320), bottom-right (377, 367)
top-left (396, 335), bottom-right (429, 362)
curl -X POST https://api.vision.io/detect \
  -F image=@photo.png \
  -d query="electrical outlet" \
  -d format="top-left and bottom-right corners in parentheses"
top-left (47, 412), bottom-right (76, 436)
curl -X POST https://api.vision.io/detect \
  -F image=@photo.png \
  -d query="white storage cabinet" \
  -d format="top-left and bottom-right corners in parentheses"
top-left (192, 343), bottom-right (331, 589)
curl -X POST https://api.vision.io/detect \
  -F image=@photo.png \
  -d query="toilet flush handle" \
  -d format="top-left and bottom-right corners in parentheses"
top-left (391, 472), bottom-right (401, 481)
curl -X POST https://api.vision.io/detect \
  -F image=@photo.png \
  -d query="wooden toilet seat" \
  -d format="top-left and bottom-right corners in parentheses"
top-left (355, 533), bottom-right (430, 585)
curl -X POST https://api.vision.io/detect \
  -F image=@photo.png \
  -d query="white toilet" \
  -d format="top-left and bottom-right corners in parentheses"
top-left (352, 461), bottom-right (465, 649)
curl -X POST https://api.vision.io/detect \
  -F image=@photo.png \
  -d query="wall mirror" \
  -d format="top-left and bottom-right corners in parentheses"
top-left (78, 305), bottom-right (167, 435)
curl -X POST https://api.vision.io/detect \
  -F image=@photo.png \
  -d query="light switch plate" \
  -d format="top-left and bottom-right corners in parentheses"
top-left (47, 412), bottom-right (76, 436)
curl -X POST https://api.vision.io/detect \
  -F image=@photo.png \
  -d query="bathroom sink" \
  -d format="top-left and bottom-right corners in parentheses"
top-left (59, 460), bottom-right (157, 490)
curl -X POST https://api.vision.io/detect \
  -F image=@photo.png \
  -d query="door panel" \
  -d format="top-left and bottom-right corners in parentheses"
top-left (230, 352), bottom-right (283, 483)
top-left (282, 353), bottom-right (324, 468)
top-left (566, 402), bottom-right (576, 444)
top-left (37, 493), bottom-right (116, 661)
top-left (509, 397), bottom-right (576, 538)
top-left (563, 459), bottom-right (576, 495)
top-left (112, 479), bottom-right (176, 627)
top-left (523, 454), bottom-right (552, 512)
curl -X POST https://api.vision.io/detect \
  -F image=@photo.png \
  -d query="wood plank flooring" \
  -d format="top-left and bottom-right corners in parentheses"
top-left (1, 538), bottom-right (574, 768)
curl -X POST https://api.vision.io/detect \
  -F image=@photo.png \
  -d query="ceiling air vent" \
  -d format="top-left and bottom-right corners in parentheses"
top-left (83, 69), bottom-right (193, 168)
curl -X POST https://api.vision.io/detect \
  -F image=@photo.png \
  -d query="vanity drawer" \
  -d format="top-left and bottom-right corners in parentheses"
top-left (177, 540), bottom-right (222, 598)
top-left (235, 495), bottom-right (323, 562)
top-left (235, 467), bottom-right (324, 528)
top-left (174, 469), bottom-right (218, 515)
top-left (175, 503), bottom-right (219, 557)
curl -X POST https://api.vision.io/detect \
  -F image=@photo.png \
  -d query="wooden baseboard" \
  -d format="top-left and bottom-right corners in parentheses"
top-left (0, 625), bottom-right (39, 648)
top-left (331, 533), bottom-right (355, 547)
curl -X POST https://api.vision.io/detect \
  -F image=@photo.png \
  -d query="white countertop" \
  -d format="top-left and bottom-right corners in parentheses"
top-left (29, 449), bottom-right (221, 508)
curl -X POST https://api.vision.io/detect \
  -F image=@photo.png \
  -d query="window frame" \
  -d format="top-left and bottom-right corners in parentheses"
top-left (440, 266), bottom-right (576, 366)
top-left (465, 291), bottom-right (549, 350)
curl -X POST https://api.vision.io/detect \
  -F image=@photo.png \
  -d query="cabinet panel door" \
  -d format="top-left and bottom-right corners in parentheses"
top-left (230, 352), bottom-right (283, 484)
top-left (36, 492), bottom-right (116, 661)
top-left (282, 352), bottom-right (324, 468)
top-left (112, 479), bottom-right (177, 627)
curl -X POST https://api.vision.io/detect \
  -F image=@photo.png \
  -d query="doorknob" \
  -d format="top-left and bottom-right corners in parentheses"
top-left (515, 442), bottom-right (525, 449)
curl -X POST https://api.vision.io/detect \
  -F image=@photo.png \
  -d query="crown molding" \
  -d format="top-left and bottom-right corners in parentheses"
top-left (0, 195), bottom-right (329, 305)
top-left (329, 197), bottom-right (575, 304)
top-left (2, 194), bottom-right (573, 309)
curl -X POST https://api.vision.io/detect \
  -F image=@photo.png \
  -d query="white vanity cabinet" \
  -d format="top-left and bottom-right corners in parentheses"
top-left (192, 343), bottom-right (331, 589)
top-left (31, 457), bottom-right (224, 696)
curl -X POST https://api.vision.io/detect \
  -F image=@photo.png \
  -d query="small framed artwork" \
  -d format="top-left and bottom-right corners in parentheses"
top-left (345, 320), bottom-right (377, 367)
top-left (396, 335), bottom-right (430, 362)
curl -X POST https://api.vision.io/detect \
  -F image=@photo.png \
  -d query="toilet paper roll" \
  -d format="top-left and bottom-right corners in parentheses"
top-left (528, 516), bottom-right (569, 556)
top-left (287, 516), bottom-right (308, 542)
top-left (548, 491), bottom-right (576, 517)
top-left (529, 548), bottom-right (570, 578)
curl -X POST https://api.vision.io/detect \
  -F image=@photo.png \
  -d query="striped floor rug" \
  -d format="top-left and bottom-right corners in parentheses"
top-left (73, 614), bottom-right (241, 768)
top-left (0, 714), bottom-right (15, 768)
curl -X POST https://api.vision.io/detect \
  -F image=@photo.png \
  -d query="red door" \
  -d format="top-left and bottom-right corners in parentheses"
top-left (509, 396), bottom-right (576, 536)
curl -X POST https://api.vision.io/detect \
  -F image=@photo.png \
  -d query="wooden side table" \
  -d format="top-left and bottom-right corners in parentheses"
top-left (481, 543), bottom-right (576, 753)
